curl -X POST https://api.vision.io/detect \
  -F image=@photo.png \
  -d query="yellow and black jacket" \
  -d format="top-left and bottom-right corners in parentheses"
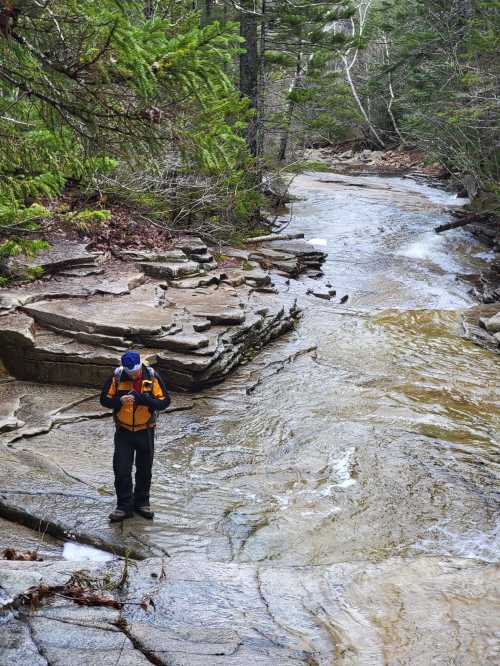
top-left (100, 365), bottom-right (170, 432)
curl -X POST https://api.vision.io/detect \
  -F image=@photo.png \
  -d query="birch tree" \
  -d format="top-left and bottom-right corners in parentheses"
top-left (340, 0), bottom-right (385, 147)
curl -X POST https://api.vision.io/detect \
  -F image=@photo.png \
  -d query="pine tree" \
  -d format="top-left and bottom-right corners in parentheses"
top-left (232, 0), bottom-right (352, 161)
top-left (0, 0), bottom-right (255, 281)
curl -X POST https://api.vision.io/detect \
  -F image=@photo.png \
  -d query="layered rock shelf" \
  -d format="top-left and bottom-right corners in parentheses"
top-left (462, 303), bottom-right (500, 354)
top-left (0, 235), bottom-right (326, 390)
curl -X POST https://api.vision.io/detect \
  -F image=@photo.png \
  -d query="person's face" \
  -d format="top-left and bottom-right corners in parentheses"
top-left (128, 368), bottom-right (142, 381)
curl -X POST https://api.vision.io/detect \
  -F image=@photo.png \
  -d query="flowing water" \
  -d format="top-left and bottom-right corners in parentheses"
top-left (7, 172), bottom-right (499, 662)
top-left (144, 172), bottom-right (499, 661)
top-left (147, 173), bottom-right (499, 565)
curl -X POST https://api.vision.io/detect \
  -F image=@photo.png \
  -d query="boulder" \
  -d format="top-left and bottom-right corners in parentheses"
top-left (0, 312), bottom-right (35, 348)
top-left (243, 267), bottom-right (272, 288)
top-left (482, 312), bottom-right (500, 333)
top-left (174, 236), bottom-right (208, 255)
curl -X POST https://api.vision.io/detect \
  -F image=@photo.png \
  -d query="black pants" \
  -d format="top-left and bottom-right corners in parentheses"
top-left (113, 427), bottom-right (155, 512)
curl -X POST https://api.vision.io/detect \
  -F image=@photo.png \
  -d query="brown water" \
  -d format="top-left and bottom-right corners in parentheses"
top-left (144, 173), bottom-right (499, 662)
top-left (7, 173), bottom-right (499, 663)
top-left (144, 174), bottom-right (499, 568)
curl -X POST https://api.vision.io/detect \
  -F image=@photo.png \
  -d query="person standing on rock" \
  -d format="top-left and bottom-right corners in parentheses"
top-left (100, 351), bottom-right (170, 522)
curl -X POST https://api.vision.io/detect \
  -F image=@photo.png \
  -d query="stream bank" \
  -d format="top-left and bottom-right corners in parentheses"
top-left (1, 172), bottom-right (499, 665)
top-left (0, 234), bottom-right (326, 390)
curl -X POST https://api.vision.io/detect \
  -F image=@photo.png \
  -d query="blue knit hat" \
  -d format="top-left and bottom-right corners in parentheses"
top-left (121, 351), bottom-right (141, 373)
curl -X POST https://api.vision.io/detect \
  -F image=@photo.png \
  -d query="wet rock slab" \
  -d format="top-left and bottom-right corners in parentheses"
top-left (0, 517), bottom-right (62, 560)
top-left (0, 380), bottom-right (193, 564)
top-left (0, 443), bottom-right (151, 560)
top-left (0, 559), bottom-right (143, 666)
top-left (1, 554), bottom-right (497, 665)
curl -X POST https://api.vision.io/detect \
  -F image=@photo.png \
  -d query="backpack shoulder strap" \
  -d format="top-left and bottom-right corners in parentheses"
top-left (113, 365), bottom-right (154, 384)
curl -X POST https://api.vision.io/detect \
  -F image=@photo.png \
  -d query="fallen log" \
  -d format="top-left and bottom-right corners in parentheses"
top-left (245, 232), bottom-right (305, 243)
top-left (435, 213), bottom-right (489, 233)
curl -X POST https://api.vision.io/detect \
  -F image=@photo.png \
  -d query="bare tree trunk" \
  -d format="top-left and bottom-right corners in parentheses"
top-left (341, 1), bottom-right (385, 148)
top-left (202, 0), bottom-right (213, 25)
top-left (382, 34), bottom-right (404, 144)
top-left (256, 0), bottom-right (266, 157)
top-left (278, 47), bottom-right (303, 161)
top-left (456, 0), bottom-right (474, 19)
top-left (343, 56), bottom-right (385, 147)
top-left (240, 1), bottom-right (258, 156)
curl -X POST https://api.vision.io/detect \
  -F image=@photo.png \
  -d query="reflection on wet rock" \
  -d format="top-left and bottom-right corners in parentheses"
top-left (1, 176), bottom-right (499, 664)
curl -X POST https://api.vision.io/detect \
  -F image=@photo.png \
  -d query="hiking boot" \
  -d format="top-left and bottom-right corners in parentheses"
top-left (135, 505), bottom-right (154, 520)
top-left (109, 508), bottom-right (133, 522)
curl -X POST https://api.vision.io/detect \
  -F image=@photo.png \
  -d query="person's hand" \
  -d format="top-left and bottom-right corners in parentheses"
top-left (120, 394), bottom-right (135, 405)
top-left (129, 390), bottom-right (146, 404)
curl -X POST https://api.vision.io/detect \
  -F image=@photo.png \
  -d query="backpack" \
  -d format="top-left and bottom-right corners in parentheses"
top-left (113, 365), bottom-right (158, 427)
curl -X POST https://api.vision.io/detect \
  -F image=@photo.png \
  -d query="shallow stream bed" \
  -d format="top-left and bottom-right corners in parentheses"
top-left (148, 173), bottom-right (500, 565)
top-left (1, 172), bottom-right (499, 664)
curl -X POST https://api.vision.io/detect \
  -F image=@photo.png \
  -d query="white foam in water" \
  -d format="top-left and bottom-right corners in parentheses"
top-left (307, 238), bottom-right (328, 246)
top-left (474, 249), bottom-right (496, 261)
top-left (399, 231), bottom-right (454, 261)
top-left (63, 542), bottom-right (115, 562)
top-left (398, 231), bottom-right (462, 272)
top-left (414, 523), bottom-right (500, 563)
top-left (400, 234), bottom-right (440, 260)
top-left (331, 447), bottom-right (357, 488)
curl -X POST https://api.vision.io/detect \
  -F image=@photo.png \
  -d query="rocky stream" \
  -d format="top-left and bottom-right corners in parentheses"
top-left (0, 172), bottom-right (499, 665)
